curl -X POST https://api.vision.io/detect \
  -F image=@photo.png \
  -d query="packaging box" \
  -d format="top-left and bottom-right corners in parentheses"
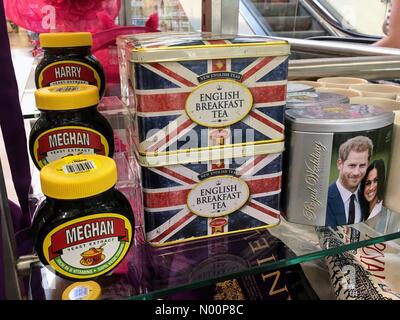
top-left (117, 32), bottom-right (289, 156)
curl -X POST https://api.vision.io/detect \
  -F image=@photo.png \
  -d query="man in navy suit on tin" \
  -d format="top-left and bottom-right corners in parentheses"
top-left (326, 136), bottom-right (373, 227)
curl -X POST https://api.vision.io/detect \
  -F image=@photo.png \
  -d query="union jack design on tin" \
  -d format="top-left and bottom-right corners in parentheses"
top-left (142, 151), bottom-right (282, 245)
top-left (133, 39), bottom-right (288, 155)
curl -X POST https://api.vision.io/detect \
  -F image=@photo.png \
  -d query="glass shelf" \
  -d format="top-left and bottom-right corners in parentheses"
top-left (28, 206), bottom-right (400, 300)
top-left (26, 101), bottom-right (400, 300)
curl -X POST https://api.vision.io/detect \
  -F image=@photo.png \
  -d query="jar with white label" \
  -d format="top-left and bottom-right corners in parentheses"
top-left (29, 84), bottom-right (114, 170)
top-left (32, 154), bottom-right (134, 280)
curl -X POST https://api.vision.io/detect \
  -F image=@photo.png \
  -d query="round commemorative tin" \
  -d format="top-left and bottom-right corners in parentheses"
top-left (286, 91), bottom-right (349, 109)
top-left (283, 104), bottom-right (394, 227)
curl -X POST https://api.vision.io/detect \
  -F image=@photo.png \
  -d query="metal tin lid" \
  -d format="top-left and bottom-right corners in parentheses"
top-left (286, 104), bottom-right (394, 132)
top-left (286, 91), bottom-right (349, 108)
top-left (138, 141), bottom-right (284, 167)
top-left (287, 83), bottom-right (314, 93)
top-left (118, 32), bottom-right (290, 63)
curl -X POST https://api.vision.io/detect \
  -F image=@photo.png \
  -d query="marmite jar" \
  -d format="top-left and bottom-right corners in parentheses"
top-left (35, 32), bottom-right (105, 97)
top-left (32, 154), bottom-right (134, 280)
top-left (62, 281), bottom-right (102, 300)
top-left (29, 84), bottom-right (114, 170)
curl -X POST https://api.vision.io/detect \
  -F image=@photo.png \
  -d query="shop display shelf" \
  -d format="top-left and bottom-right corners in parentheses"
top-left (25, 103), bottom-right (400, 300)
top-left (28, 149), bottom-right (400, 299)
top-left (23, 128), bottom-right (400, 294)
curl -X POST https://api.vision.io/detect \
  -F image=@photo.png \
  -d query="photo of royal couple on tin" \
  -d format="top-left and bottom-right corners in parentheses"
top-left (326, 136), bottom-right (385, 227)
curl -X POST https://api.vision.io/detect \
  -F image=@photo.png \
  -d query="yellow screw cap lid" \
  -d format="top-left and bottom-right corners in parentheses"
top-left (40, 32), bottom-right (92, 48)
top-left (62, 281), bottom-right (102, 300)
top-left (40, 154), bottom-right (117, 200)
top-left (35, 84), bottom-right (99, 111)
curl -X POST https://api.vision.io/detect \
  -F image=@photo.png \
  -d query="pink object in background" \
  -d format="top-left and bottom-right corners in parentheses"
top-left (4, 0), bottom-right (159, 93)
top-left (92, 26), bottom-right (158, 95)
top-left (4, 0), bottom-right (121, 32)
top-left (145, 10), bottom-right (159, 30)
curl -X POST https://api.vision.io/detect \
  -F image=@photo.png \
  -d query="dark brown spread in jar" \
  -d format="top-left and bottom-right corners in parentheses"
top-left (32, 154), bottom-right (134, 280)
top-left (35, 32), bottom-right (105, 97)
top-left (29, 84), bottom-right (114, 169)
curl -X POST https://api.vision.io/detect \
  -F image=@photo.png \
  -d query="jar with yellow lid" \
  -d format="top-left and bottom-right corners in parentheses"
top-left (29, 84), bottom-right (114, 170)
top-left (35, 32), bottom-right (105, 97)
top-left (32, 154), bottom-right (134, 280)
top-left (62, 281), bottom-right (102, 300)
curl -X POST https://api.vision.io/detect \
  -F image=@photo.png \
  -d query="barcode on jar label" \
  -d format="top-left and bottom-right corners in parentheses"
top-left (53, 86), bottom-right (81, 92)
top-left (63, 160), bottom-right (96, 173)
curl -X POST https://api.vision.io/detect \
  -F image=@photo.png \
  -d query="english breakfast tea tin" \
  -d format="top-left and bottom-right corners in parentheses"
top-left (139, 142), bottom-right (284, 246)
top-left (283, 104), bottom-right (394, 227)
top-left (117, 32), bottom-right (289, 156)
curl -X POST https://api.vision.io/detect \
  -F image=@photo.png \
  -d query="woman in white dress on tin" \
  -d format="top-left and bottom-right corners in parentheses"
top-left (361, 159), bottom-right (385, 220)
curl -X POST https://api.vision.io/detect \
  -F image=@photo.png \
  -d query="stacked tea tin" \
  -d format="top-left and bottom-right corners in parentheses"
top-left (118, 32), bottom-right (290, 246)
